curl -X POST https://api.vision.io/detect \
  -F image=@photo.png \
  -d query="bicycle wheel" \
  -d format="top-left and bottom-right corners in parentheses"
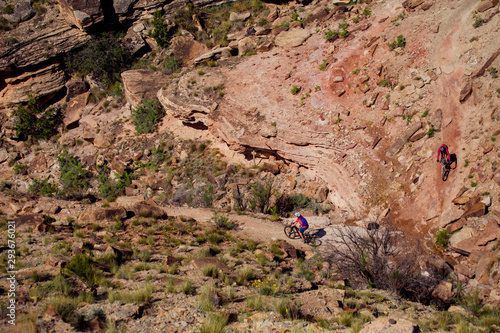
top-left (441, 163), bottom-right (446, 181)
top-left (284, 226), bottom-right (298, 239)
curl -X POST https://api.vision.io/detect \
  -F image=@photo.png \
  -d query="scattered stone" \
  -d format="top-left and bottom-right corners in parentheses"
top-left (336, 89), bottom-right (346, 96)
top-left (475, 252), bottom-right (495, 284)
top-left (333, 76), bottom-right (344, 82)
top-left (476, 0), bottom-right (499, 12)
top-left (461, 203), bottom-right (486, 220)
top-left (191, 257), bottom-right (231, 274)
top-left (366, 92), bottom-right (379, 107)
top-left (446, 218), bottom-right (466, 233)
top-left (230, 12), bottom-right (251, 21)
top-left (280, 240), bottom-right (297, 259)
top-left (459, 81), bottom-right (472, 103)
top-left (359, 85), bottom-right (370, 93)
top-left (474, 49), bottom-right (500, 77)
top-left (483, 145), bottom-right (494, 154)
top-left (476, 220), bottom-right (499, 246)
top-left (78, 207), bottom-right (127, 223)
top-left (238, 37), bottom-right (257, 56)
top-left (454, 263), bottom-right (475, 278)
top-left (439, 205), bottom-right (466, 228)
top-left (171, 36), bottom-right (209, 65)
top-left (275, 28), bottom-right (311, 48)
top-left (403, 0), bottom-right (424, 9)
top-left (453, 196), bottom-right (470, 205)
top-left (432, 281), bottom-right (454, 302)
top-left (481, 196), bottom-right (492, 207)
top-left (451, 236), bottom-right (479, 256)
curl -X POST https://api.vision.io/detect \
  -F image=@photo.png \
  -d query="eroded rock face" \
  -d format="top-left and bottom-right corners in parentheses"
top-left (0, 63), bottom-right (66, 109)
top-left (122, 70), bottom-right (169, 108)
top-left (158, 59), bottom-right (364, 214)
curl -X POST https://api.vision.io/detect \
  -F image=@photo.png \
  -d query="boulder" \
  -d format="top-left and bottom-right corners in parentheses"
top-left (56, 0), bottom-right (104, 30)
top-left (275, 28), bottom-right (312, 48)
top-left (229, 12), bottom-right (251, 21)
top-left (454, 263), bottom-right (475, 278)
top-left (461, 203), bottom-right (486, 220)
top-left (452, 196), bottom-right (470, 205)
top-left (431, 281), bottom-right (454, 302)
top-left (451, 236), bottom-right (480, 256)
top-left (477, 0), bottom-right (499, 12)
top-left (459, 81), bottom-right (472, 103)
top-left (438, 204), bottom-right (463, 228)
top-left (113, 0), bottom-right (137, 14)
top-left (128, 203), bottom-right (167, 219)
top-left (238, 37), bottom-right (257, 56)
top-left (171, 36), bottom-right (209, 65)
top-left (191, 257), bottom-right (231, 274)
top-left (192, 47), bottom-right (231, 64)
top-left (402, 0), bottom-right (424, 9)
top-left (476, 220), bottom-right (499, 246)
top-left (7, 1), bottom-right (35, 23)
top-left (280, 240), bottom-right (297, 259)
top-left (65, 80), bottom-right (88, 101)
top-left (475, 252), bottom-right (495, 284)
top-left (64, 93), bottom-right (90, 129)
top-left (121, 70), bottom-right (169, 108)
top-left (298, 287), bottom-right (344, 319)
top-left (29, 153), bottom-right (48, 173)
top-left (78, 207), bottom-right (127, 223)
top-left (446, 218), bottom-right (466, 233)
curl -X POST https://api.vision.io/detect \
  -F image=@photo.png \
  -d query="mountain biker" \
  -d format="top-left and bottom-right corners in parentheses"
top-left (437, 144), bottom-right (450, 164)
top-left (292, 212), bottom-right (309, 242)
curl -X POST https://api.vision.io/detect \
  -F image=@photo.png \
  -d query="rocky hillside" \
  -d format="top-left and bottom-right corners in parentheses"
top-left (0, 0), bottom-right (500, 332)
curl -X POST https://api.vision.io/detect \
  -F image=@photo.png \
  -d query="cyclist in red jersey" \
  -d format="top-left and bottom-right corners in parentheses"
top-left (292, 212), bottom-right (309, 243)
top-left (437, 144), bottom-right (450, 163)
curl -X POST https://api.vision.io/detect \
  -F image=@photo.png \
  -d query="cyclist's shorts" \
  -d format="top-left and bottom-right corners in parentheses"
top-left (299, 226), bottom-right (308, 233)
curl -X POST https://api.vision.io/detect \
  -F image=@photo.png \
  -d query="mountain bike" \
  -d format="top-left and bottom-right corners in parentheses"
top-left (441, 157), bottom-right (451, 181)
top-left (284, 223), bottom-right (316, 245)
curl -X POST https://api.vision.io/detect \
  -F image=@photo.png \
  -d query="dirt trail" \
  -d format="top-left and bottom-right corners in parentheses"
top-left (166, 207), bottom-right (312, 251)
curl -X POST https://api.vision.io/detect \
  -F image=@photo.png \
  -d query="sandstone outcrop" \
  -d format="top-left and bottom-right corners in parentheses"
top-left (122, 70), bottom-right (169, 108)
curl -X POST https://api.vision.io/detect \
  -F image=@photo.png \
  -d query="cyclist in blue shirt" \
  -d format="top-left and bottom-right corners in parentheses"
top-left (292, 212), bottom-right (309, 242)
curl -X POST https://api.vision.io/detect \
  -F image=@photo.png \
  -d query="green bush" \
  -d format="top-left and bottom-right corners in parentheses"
top-left (210, 211), bottom-right (235, 230)
top-left (324, 30), bottom-right (339, 42)
top-left (426, 126), bottom-right (435, 138)
top-left (132, 98), bottom-right (165, 134)
top-left (151, 10), bottom-right (174, 48)
top-left (290, 85), bottom-right (300, 95)
top-left (434, 229), bottom-right (450, 249)
top-left (29, 178), bottom-right (58, 197)
top-left (57, 150), bottom-right (93, 199)
top-left (98, 165), bottom-right (133, 201)
top-left (13, 95), bottom-right (62, 142)
top-left (65, 254), bottom-right (102, 287)
top-left (65, 32), bottom-right (132, 85)
top-left (388, 35), bottom-right (406, 50)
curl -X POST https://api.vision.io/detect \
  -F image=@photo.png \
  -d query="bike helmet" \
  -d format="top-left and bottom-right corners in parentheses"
top-left (295, 212), bottom-right (301, 217)
top-left (440, 146), bottom-right (446, 153)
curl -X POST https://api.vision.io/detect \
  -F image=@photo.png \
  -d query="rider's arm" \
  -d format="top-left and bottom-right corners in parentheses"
top-left (437, 148), bottom-right (440, 161)
top-left (445, 146), bottom-right (451, 160)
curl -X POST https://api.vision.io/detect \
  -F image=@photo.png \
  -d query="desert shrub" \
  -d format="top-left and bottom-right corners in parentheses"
top-left (131, 98), bottom-right (165, 134)
top-left (29, 178), bottom-right (58, 197)
top-left (97, 165), bottom-right (133, 201)
top-left (249, 181), bottom-right (272, 213)
top-left (57, 150), bottom-right (92, 199)
top-left (388, 35), bottom-right (406, 50)
top-left (209, 211), bottom-right (235, 230)
top-left (13, 95), bottom-right (62, 142)
top-left (64, 32), bottom-right (132, 85)
top-left (64, 254), bottom-right (102, 287)
top-left (290, 85), bottom-right (300, 95)
top-left (426, 126), bottom-right (435, 138)
top-left (434, 229), bottom-right (450, 249)
top-left (327, 223), bottom-right (439, 301)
